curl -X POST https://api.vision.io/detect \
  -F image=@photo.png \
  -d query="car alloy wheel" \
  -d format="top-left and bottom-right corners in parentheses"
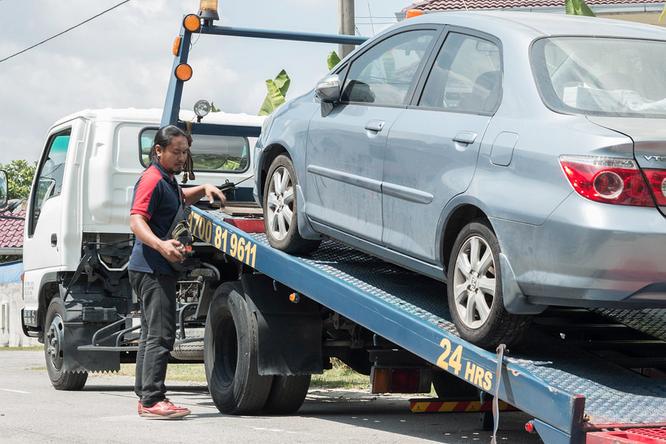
top-left (452, 235), bottom-right (496, 330)
top-left (266, 166), bottom-right (295, 242)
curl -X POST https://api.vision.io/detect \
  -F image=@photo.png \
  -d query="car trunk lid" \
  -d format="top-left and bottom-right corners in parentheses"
top-left (587, 116), bottom-right (666, 216)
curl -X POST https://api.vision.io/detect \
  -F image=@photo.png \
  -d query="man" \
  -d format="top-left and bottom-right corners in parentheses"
top-left (129, 125), bottom-right (226, 419)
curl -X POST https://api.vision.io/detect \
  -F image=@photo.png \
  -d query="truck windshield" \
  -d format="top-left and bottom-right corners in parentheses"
top-left (140, 128), bottom-right (250, 173)
top-left (531, 37), bottom-right (666, 118)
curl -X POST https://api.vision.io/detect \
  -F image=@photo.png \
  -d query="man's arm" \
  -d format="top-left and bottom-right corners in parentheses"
top-left (130, 214), bottom-right (184, 263)
top-left (182, 184), bottom-right (227, 206)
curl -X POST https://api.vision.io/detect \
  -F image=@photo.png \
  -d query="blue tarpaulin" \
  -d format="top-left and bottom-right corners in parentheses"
top-left (0, 261), bottom-right (22, 284)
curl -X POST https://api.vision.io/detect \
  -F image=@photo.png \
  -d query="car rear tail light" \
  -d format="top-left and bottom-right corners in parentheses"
top-left (642, 169), bottom-right (666, 206)
top-left (559, 156), bottom-right (654, 207)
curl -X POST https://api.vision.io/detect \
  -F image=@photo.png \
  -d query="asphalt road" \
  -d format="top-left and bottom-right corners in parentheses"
top-left (0, 350), bottom-right (542, 444)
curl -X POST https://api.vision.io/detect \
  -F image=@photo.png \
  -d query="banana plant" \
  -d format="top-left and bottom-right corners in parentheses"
top-left (327, 51), bottom-right (341, 70)
top-left (565, 0), bottom-right (595, 16)
top-left (258, 52), bottom-right (341, 116)
top-left (258, 69), bottom-right (291, 116)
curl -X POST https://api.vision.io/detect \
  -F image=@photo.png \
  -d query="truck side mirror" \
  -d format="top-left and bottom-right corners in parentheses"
top-left (0, 170), bottom-right (7, 209)
top-left (315, 75), bottom-right (342, 104)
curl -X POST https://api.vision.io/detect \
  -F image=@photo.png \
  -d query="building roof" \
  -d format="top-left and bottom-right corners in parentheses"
top-left (0, 204), bottom-right (25, 251)
top-left (407, 0), bottom-right (664, 11)
top-left (398, 10), bottom-right (666, 39)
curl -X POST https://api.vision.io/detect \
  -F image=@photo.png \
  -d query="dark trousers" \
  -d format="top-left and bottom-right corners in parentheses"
top-left (129, 271), bottom-right (177, 407)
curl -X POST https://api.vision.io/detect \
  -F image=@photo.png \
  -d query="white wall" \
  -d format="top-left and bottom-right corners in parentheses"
top-left (0, 282), bottom-right (38, 347)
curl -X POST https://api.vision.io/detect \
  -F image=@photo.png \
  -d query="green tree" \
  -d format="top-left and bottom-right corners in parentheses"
top-left (0, 159), bottom-right (36, 200)
top-left (565, 0), bottom-right (595, 16)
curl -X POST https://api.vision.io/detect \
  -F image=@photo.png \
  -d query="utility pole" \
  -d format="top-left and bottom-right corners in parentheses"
top-left (338, 0), bottom-right (355, 58)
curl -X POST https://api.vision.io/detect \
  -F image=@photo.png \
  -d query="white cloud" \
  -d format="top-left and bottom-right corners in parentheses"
top-left (0, 0), bottom-right (410, 164)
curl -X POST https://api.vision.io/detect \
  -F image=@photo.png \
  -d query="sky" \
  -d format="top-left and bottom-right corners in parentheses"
top-left (0, 0), bottom-right (414, 164)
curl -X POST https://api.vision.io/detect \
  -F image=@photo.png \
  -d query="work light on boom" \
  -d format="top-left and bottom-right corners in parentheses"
top-left (199, 0), bottom-right (219, 22)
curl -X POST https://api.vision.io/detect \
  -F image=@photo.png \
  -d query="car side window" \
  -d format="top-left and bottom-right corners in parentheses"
top-left (29, 129), bottom-right (71, 235)
top-left (341, 30), bottom-right (436, 107)
top-left (419, 33), bottom-right (501, 114)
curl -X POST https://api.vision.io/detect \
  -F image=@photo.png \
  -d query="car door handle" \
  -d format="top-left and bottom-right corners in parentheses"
top-left (51, 233), bottom-right (57, 247)
top-left (453, 131), bottom-right (478, 145)
top-left (365, 120), bottom-right (385, 133)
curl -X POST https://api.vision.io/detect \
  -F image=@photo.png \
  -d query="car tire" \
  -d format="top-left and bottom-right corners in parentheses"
top-left (447, 221), bottom-right (530, 348)
top-left (263, 154), bottom-right (320, 254)
top-left (44, 298), bottom-right (88, 391)
top-left (204, 282), bottom-right (274, 415)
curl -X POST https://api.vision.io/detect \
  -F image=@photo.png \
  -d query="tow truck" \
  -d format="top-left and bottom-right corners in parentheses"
top-left (21, 2), bottom-right (666, 443)
top-left (165, 3), bottom-right (666, 443)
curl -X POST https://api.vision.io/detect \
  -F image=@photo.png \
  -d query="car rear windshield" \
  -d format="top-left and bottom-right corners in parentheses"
top-left (139, 128), bottom-right (250, 173)
top-left (531, 37), bottom-right (666, 118)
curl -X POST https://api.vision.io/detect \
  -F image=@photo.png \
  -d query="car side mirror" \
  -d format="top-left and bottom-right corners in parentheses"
top-left (315, 75), bottom-right (341, 103)
top-left (0, 170), bottom-right (7, 209)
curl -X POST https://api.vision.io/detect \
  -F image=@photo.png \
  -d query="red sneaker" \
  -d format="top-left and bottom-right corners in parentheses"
top-left (137, 401), bottom-right (144, 416)
top-left (140, 399), bottom-right (190, 420)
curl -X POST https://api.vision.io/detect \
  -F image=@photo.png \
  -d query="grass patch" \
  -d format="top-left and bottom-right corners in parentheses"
top-left (106, 363), bottom-right (208, 383)
top-left (1, 346), bottom-right (42, 352)
top-left (311, 359), bottom-right (369, 390)
top-left (99, 359), bottom-right (369, 389)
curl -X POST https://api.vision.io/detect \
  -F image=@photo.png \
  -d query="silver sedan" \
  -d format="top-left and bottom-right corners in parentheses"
top-left (254, 11), bottom-right (666, 347)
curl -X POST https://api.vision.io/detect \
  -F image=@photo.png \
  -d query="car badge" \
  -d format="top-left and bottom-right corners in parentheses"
top-left (643, 155), bottom-right (666, 162)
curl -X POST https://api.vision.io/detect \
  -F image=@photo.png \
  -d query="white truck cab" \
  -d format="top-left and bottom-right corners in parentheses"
top-left (21, 108), bottom-right (263, 389)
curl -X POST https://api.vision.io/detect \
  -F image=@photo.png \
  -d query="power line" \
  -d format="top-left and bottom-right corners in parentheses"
top-left (0, 0), bottom-right (130, 64)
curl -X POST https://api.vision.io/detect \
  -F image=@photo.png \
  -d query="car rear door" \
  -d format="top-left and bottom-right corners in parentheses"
top-left (305, 27), bottom-right (439, 243)
top-left (382, 29), bottom-right (502, 262)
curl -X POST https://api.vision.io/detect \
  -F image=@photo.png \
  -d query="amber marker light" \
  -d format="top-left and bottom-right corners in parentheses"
top-left (175, 64), bottom-right (193, 81)
top-left (172, 36), bottom-right (182, 56)
top-left (405, 9), bottom-right (425, 18)
top-left (183, 14), bottom-right (201, 32)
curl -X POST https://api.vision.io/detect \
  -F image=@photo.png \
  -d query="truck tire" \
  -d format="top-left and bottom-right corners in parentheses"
top-left (263, 154), bottom-right (320, 254)
top-left (44, 298), bottom-right (88, 391)
top-left (447, 221), bottom-right (530, 348)
top-left (204, 282), bottom-right (273, 415)
top-left (263, 375), bottom-right (311, 415)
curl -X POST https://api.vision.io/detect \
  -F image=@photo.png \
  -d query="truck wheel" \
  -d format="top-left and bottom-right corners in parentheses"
top-left (263, 375), bottom-right (311, 415)
top-left (204, 282), bottom-right (274, 415)
top-left (44, 298), bottom-right (88, 390)
top-left (263, 154), bottom-right (320, 254)
top-left (432, 371), bottom-right (479, 400)
top-left (447, 221), bottom-right (530, 348)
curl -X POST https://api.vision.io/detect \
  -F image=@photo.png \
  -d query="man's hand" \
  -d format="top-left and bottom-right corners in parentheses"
top-left (158, 239), bottom-right (185, 263)
top-left (183, 183), bottom-right (227, 206)
top-left (204, 184), bottom-right (226, 205)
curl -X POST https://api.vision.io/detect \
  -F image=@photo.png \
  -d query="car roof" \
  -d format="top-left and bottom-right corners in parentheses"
top-left (403, 11), bottom-right (666, 41)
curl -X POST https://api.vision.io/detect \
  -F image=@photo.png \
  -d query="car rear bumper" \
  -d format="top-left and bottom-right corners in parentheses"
top-left (492, 194), bottom-right (666, 308)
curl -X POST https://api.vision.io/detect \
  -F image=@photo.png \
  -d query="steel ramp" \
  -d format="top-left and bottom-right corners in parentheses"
top-left (595, 308), bottom-right (666, 342)
top-left (194, 207), bottom-right (666, 443)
